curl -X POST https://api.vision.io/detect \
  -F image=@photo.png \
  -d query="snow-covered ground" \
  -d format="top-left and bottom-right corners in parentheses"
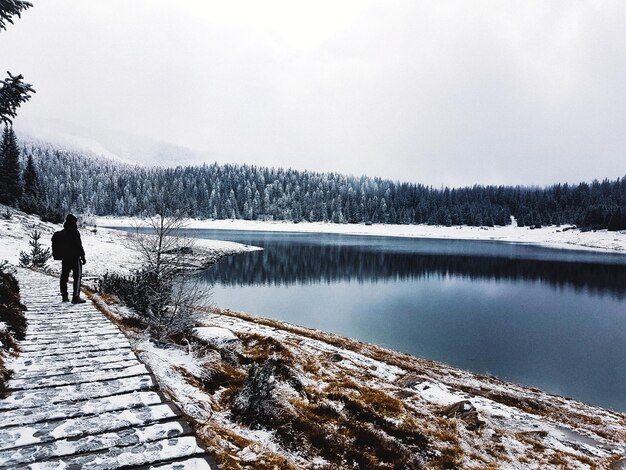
top-left (97, 216), bottom-right (626, 253)
top-left (0, 207), bottom-right (259, 277)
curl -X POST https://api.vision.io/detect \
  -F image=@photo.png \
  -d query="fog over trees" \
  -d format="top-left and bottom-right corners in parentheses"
top-left (15, 143), bottom-right (626, 230)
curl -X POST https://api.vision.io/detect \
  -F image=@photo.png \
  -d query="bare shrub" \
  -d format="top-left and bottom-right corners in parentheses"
top-left (126, 214), bottom-right (209, 340)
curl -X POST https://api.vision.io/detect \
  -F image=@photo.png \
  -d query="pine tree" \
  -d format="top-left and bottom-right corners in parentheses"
top-left (0, 125), bottom-right (22, 206)
top-left (19, 230), bottom-right (51, 268)
top-left (607, 207), bottom-right (626, 231)
top-left (20, 153), bottom-right (42, 213)
top-left (1, 2), bottom-right (35, 125)
top-left (11, 142), bottom-right (626, 230)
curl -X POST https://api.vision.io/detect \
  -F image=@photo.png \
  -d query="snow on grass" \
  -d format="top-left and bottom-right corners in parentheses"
top-left (193, 327), bottom-right (240, 347)
top-left (98, 216), bottom-right (626, 253)
top-left (85, 280), bottom-right (626, 469)
top-left (94, 292), bottom-right (625, 469)
top-left (193, 307), bottom-right (625, 469)
top-left (0, 206), bottom-right (260, 278)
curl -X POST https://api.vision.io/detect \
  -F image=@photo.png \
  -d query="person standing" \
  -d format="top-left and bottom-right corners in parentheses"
top-left (52, 214), bottom-right (86, 304)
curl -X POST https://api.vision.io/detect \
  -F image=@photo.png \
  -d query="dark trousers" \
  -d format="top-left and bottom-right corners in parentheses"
top-left (60, 258), bottom-right (82, 299)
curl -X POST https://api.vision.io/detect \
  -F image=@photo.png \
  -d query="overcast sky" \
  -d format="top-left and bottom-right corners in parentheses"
top-left (2, 1), bottom-right (626, 186)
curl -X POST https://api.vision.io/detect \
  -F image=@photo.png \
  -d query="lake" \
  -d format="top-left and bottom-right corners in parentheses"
top-left (121, 227), bottom-right (626, 411)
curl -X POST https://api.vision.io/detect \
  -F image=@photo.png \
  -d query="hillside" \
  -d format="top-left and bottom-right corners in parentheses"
top-left (18, 141), bottom-right (626, 230)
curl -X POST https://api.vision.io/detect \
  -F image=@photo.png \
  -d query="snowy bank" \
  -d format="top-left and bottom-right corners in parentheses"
top-left (0, 207), bottom-right (260, 277)
top-left (92, 294), bottom-right (626, 469)
top-left (97, 216), bottom-right (626, 253)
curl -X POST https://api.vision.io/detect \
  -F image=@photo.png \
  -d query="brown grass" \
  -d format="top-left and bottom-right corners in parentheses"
top-left (359, 388), bottom-right (405, 417)
top-left (84, 288), bottom-right (146, 332)
top-left (428, 445), bottom-right (464, 469)
top-left (197, 424), bottom-right (298, 470)
top-left (238, 332), bottom-right (294, 363)
top-left (547, 451), bottom-right (574, 468)
top-left (515, 431), bottom-right (547, 453)
top-left (223, 349), bottom-right (432, 469)
top-left (431, 426), bottom-right (459, 444)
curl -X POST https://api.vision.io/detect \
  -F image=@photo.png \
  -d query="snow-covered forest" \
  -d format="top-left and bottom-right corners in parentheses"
top-left (12, 142), bottom-right (626, 229)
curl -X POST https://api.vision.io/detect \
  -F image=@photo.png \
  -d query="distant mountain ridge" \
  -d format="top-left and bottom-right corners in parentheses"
top-left (15, 117), bottom-right (209, 167)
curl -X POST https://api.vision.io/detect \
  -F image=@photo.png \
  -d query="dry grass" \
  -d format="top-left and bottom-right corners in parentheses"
top-left (84, 288), bottom-right (146, 332)
top-left (430, 425), bottom-right (459, 444)
top-left (515, 431), bottom-right (547, 453)
top-left (358, 388), bottom-right (405, 417)
top-left (191, 310), bottom-right (625, 468)
top-left (238, 332), bottom-right (294, 363)
top-left (215, 346), bottom-right (432, 469)
top-left (547, 451), bottom-right (574, 468)
top-left (429, 445), bottom-right (464, 469)
top-left (197, 424), bottom-right (298, 470)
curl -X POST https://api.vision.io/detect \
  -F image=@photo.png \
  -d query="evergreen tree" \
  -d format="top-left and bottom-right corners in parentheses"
top-left (19, 229), bottom-right (50, 268)
top-left (1, 1), bottom-right (35, 125)
top-left (0, 125), bottom-right (22, 206)
top-left (607, 207), bottom-right (626, 231)
top-left (20, 153), bottom-right (42, 213)
top-left (13, 142), bottom-right (626, 230)
top-left (0, 0), bottom-right (31, 31)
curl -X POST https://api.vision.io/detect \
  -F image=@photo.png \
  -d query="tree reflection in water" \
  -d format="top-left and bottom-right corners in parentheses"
top-left (195, 232), bottom-right (626, 300)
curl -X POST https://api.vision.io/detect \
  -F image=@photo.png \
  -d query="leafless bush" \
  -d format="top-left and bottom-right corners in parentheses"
top-left (128, 214), bottom-right (209, 340)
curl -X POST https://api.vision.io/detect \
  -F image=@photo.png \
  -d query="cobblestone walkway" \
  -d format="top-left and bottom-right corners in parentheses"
top-left (0, 269), bottom-right (216, 469)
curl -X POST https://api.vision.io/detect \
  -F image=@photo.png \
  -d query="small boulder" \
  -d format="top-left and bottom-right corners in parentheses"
top-left (441, 400), bottom-right (484, 431)
top-left (396, 372), bottom-right (422, 388)
top-left (193, 327), bottom-right (240, 348)
top-left (330, 353), bottom-right (344, 362)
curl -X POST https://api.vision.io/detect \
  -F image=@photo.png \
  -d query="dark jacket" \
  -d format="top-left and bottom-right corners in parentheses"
top-left (59, 222), bottom-right (85, 261)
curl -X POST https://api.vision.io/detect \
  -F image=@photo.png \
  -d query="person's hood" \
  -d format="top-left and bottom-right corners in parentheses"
top-left (63, 214), bottom-right (78, 229)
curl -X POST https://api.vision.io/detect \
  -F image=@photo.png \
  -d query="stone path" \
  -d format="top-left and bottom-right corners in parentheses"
top-left (0, 269), bottom-right (217, 469)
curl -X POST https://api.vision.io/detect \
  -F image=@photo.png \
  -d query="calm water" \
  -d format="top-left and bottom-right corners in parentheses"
top-left (118, 227), bottom-right (626, 411)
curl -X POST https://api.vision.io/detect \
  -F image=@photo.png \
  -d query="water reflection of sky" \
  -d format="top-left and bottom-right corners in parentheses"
top-left (213, 276), bottom-right (626, 411)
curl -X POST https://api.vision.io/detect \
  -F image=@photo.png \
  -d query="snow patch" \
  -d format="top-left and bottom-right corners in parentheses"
top-left (193, 327), bottom-right (240, 347)
top-left (0, 206), bottom-right (260, 277)
top-left (98, 217), bottom-right (626, 253)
